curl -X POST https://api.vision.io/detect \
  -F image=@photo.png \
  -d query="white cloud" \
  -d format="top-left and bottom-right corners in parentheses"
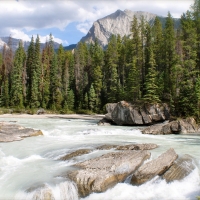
top-left (10, 29), bottom-right (31, 41)
top-left (0, 0), bottom-right (194, 43)
top-left (8, 29), bottom-right (68, 45)
top-left (76, 22), bottom-right (93, 34)
top-left (35, 34), bottom-right (68, 45)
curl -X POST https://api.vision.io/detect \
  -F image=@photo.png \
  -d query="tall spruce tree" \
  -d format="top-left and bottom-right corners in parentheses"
top-left (178, 11), bottom-right (198, 116)
top-left (10, 41), bottom-right (26, 108)
top-left (143, 24), bottom-right (160, 103)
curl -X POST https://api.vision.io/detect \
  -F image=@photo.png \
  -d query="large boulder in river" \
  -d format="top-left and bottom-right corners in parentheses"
top-left (68, 150), bottom-right (150, 197)
top-left (142, 117), bottom-right (199, 135)
top-left (100, 101), bottom-right (170, 125)
top-left (0, 122), bottom-right (43, 142)
top-left (131, 148), bottom-right (178, 185)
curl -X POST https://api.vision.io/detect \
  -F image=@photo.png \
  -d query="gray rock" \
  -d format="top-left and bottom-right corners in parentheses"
top-left (37, 108), bottom-right (45, 115)
top-left (163, 154), bottom-right (196, 182)
top-left (142, 117), bottom-right (198, 135)
top-left (116, 143), bottom-right (158, 150)
top-left (59, 149), bottom-right (92, 161)
top-left (80, 10), bottom-right (180, 48)
top-left (101, 101), bottom-right (170, 126)
top-left (0, 122), bottom-right (43, 142)
top-left (68, 150), bottom-right (150, 197)
top-left (131, 148), bottom-right (178, 185)
top-left (96, 144), bottom-right (118, 150)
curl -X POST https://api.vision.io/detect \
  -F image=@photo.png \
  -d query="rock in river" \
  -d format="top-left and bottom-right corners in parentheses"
top-left (142, 117), bottom-right (199, 135)
top-left (0, 122), bottom-right (43, 142)
top-left (163, 154), bottom-right (196, 182)
top-left (99, 101), bottom-right (170, 126)
top-left (131, 148), bottom-right (178, 185)
top-left (59, 149), bottom-right (92, 161)
top-left (68, 150), bottom-right (150, 197)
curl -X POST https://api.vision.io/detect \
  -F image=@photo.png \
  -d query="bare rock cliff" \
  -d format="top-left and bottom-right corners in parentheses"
top-left (81, 9), bottom-right (180, 47)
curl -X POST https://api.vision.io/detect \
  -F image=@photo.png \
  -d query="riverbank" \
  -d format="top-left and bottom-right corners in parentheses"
top-left (0, 113), bottom-right (105, 120)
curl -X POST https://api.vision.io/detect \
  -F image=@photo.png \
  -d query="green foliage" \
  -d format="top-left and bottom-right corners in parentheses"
top-left (1, 2), bottom-right (200, 119)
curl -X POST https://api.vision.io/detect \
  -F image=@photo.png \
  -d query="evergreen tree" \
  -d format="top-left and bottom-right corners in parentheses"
top-left (26, 36), bottom-right (35, 106)
top-left (31, 35), bottom-right (41, 108)
top-left (163, 12), bottom-right (178, 110)
top-left (10, 41), bottom-right (26, 108)
top-left (152, 16), bottom-right (164, 72)
top-left (66, 88), bottom-right (74, 110)
top-left (126, 58), bottom-right (140, 102)
top-left (74, 42), bottom-right (88, 109)
top-left (88, 84), bottom-right (96, 111)
top-left (178, 10), bottom-right (198, 116)
top-left (103, 35), bottom-right (119, 103)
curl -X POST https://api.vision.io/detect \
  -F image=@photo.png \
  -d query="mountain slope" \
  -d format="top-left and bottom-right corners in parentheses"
top-left (80, 9), bottom-right (180, 47)
top-left (0, 37), bottom-right (61, 52)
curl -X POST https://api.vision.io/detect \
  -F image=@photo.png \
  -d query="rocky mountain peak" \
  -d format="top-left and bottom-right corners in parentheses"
top-left (80, 9), bottom-right (178, 47)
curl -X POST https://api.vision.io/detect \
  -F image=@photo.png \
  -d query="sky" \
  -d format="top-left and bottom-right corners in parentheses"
top-left (0, 0), bottom-right (194, 46)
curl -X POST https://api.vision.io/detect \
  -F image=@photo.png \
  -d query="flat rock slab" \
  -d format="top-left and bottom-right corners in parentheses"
top-left (131, 148), bottom-right (178, 185)
top-left (96, 144), bottom-right (118, 150)
top-left (116, 143), bottom-right (158, 150)
top-left (68, 150), bottom-right (150, 197)
top-left (59, 149), bottom-right (92, 161)
top-left (163, 154), bottom-right (196, 182)
top-left (0, 122), bottom-right (43, 142)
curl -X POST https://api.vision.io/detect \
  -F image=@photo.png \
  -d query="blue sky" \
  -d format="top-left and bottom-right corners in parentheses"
top-left (0, 0), bottom-right (193, 46)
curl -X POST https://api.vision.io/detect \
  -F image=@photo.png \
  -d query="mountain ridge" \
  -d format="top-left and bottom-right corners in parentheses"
top-left (80, 9), bottom-right (180, 47)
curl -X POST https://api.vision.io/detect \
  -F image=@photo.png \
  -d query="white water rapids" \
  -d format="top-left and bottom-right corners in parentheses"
top-left (0, 117), bottom-right (199, 200)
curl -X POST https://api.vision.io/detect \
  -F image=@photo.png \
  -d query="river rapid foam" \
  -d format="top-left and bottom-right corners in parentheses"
top-left (0, 117), bottom-right (199, 200)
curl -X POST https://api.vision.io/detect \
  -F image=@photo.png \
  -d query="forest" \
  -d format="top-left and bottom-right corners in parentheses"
top-left (0, 0), bottom-right (200, 119)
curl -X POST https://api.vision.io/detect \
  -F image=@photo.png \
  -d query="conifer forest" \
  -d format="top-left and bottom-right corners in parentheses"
top-left (0, 1), bottom-right (200, 119)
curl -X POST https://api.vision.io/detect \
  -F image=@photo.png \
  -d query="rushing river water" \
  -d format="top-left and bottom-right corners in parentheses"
top-left (0, 116), bottom-right (199, 200)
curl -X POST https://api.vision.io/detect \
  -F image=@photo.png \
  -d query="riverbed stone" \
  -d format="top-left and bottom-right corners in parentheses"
top-left (59, 149), bottom-right (92, 161)
top-left (142, 117), bottom-right (198, 135)
top-left (0, 122), bottom-right (43, 142)
top-left (163, 154), bottom-right (196, 182)
top-left (131, 148), bottom-right (178, 185)
top-left (96, 144), bottom-right (118, 150)
top-left (68, 150), bottom-right (150, 197)
top-left (116, 143), bottom-right (158, 150)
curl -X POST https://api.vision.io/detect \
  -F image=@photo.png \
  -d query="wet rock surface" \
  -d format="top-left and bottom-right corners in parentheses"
top-left (68, 150), bottom-right (150, 197)
top-left (131, 148), bottom-right (178, 185)
top-left (96, 144), bottom-right (118, 150)
top-left (116, 143), bottom-right (158, 150)
top-left (59, 149), bottom-right (92, 161)
top-left (142, 117), bottom-right (199, 135)
top-left (0, 122), bottom-right (43, 142)
top-left (163, 154), bottom-right (196, 182)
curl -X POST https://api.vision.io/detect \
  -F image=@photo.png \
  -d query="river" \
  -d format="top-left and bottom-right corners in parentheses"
top-left (0, 116), bottom-right (199, 200)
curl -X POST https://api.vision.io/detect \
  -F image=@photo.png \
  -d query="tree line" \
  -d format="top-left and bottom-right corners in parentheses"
top-left (0, 0), bottom-right (200, 118)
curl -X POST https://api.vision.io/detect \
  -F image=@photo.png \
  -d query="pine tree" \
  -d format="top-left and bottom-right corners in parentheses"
top-left (126, 58), bottom-right (140, 102)
top-left (10, 41), bottom-right (26, 108)
top-left (163, 12), bottom-right (178, 110)
top-left (26, 36), bottom-right (35, 106)
top-left (89, 39), bottom-right (103, 110)
top-left (178, 10), bottom-right (198, 116)
top-left (66, 88), bottom-right (74, 110)
top-left (89, 84), bottom-right (96, 111)
top-left (103, 35), bottom-right (119, 103)
top-left (74, 42), bottom-right (88, 109)
top-left (30, 35), bottom-right (41, 108)
top-left (152, 17), bottom-right (164, 72)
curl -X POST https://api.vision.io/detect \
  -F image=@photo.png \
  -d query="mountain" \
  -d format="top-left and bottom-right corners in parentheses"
top-left (0, 37), bottom-right (61, 52)
top-left (80, 9), bottom-right (180, 47)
